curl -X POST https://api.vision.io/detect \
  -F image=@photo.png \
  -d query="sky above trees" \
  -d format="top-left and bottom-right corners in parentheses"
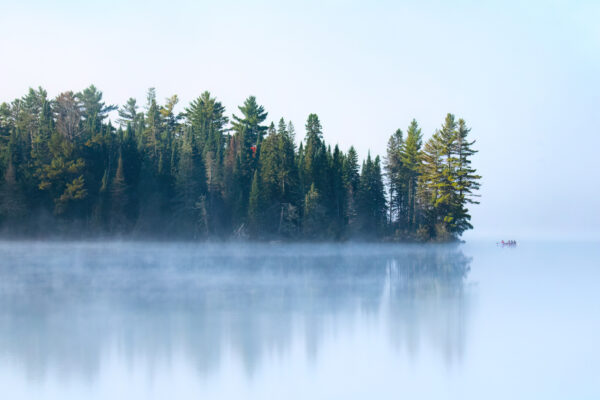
top-left (1, 0), bottom-right (598, 239)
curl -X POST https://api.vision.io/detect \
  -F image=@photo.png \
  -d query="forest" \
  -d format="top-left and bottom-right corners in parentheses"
top-left (0, 86), bottom-right (480, 241)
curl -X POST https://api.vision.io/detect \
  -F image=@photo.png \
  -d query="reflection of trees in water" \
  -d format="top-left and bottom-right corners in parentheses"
top-left (384, 248), bottom-right (471, 367)
top-left (0, 243), bottom-right (471, 381)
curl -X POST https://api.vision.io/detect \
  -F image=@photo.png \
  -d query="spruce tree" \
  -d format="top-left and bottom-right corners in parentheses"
top-left (303, 114), bottom-right (327, 194)
top-left (358, 153), bottom-right (387, 237)
top-left (343, 146), bottom-right (360, 233)
top-left (174, 131), bottom-right (207, 237)
top-left (0, 87), bottom-right (482, 241)
top-left (330, 145), bottom-right (346, 237)
top-left (384, 129), bottom-right (405, 227)
top-left (185, 91), bottom-right (228, 188)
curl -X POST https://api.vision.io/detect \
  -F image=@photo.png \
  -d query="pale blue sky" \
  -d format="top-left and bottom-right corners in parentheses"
top-left (1, 0), bottom-right (599, 239)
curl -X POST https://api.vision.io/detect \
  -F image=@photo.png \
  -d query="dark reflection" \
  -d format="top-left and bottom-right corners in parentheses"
top-left (0, 242), bottom-right (471, 380)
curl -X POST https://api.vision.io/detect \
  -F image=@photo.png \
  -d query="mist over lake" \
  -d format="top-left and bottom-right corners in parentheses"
top-left (1, 241), bottom-right (598, 399)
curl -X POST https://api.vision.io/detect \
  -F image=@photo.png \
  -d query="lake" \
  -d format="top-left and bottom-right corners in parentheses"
top-left (0, 241), bottom-right (598, 399)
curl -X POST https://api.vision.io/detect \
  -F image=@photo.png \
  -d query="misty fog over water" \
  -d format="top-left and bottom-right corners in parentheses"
top-left (0, 241), bottom-right (598, 399)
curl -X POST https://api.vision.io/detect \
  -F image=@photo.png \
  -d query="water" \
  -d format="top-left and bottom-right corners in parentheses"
top-left (0, 241), bottom-right (598, 399)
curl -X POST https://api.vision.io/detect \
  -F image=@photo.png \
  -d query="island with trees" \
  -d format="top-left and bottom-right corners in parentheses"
top-left (0, 86), bottom-right (480, 241)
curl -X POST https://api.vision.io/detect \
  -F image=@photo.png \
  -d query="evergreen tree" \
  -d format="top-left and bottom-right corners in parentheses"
top-left (303, 183), bottom-right (325, 239)
top-left (118, 98), bottom-right (139, 128)
top-left (248, 169), bottom-right (263, 235)
top-left (54, 91), bottom-right (82, 142)
top-left (20, 87), bottom-right (48, 153)
top-left (401, 119), bottom-right (422, 230)
top-left (229, 96), bottom-right (268, 225)
top-left (287, 121), bottom-right (296, 147)
top-left (0, 87), bottom-right (482, 241)
top-left (418, 130), bottom-right (444, 239)
top-left (185, 91), bottom-right (228, 155)
top-left (357, 153), bottom-right (387, 237)
top-left (451, 118), bottom-right (481, 235)
top-left (77, 85), bottom-right (117, 124)
top-left (184, 92), bottom-right (229, 234)
top-left (37, 129), bottom-right (87, 216)
top-left (329, 145), bottom-right (346, 237)
top-left (417, 114), bottom-right (481, 240)
top-left (258, 120), bottom-right (300, 236)
top-left (231, 96), bottom-right (268, 146)
top-left (110, 152), bottom-right (130, 232)
top-left (384, 129), bottom-right (405, 226)
top-left (343, 146), bottom-right (360, 232)
top-left (435, 113), bottom-right (462, 238)
top-left (173, 131), bottom-right (207, 237)
top-left (303, 114), bottom-right (327, 194)
top-left (0, 155), bottom-right (26, 224)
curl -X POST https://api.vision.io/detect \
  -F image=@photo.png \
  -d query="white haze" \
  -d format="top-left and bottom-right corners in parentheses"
top-left (0, 241), bottom-right (599, 399)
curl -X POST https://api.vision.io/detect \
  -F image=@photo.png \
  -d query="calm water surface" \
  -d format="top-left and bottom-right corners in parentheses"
top-left (0, 241), bottom-right (598, 399)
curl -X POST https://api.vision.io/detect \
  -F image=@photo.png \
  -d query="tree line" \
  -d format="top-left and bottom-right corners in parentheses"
top-left (0, 86), bottom-right (480, 241)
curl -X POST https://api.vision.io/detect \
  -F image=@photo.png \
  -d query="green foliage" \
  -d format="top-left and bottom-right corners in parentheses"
top-left (247, 170), bottom-right (263, 234)
top-left (303, 183), bottom-right (325, 238)
top-left (385, 128), bottom-right (405, 225)
top-left (401, 119), bottom-right (422, 229)
top-left (0, 86), bottom-right (480, 241)
top-left (227, 96), bottom-right (268, 229)
top-left (357, 153), bottom-right (387, 237)
top-left (302, 113), bottom-right (327, 194)
top-left (0, 156), bottom-right (26, 221)
top-left (416, 114), bottom-right (481, 240)
top-left (173, 131), bottom-right (207, 237)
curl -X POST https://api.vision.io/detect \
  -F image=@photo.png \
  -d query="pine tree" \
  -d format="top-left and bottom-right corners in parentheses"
top-left (416, 114), bottom-right (481, 241)
top-left (303, 183), bottom-right (325, 239)
top-left (118, 98), bottom-right (139, 128)
top-left (358, 153), bottom-right (387, 237)
top-left (248, 169), bottom-right (263, 235)
top-left (230, 97), bottom-right (268, 222)
top-left (418, 130), bottom-right (443, 239)
top-left (173, 131), bottom-right (207, 237)
top-left (36, 130), bottom-right (87, 216)
top-left (451, 118), bottom-right (481, 235)
top-left (0, 87), bottom-right (482, 241)
top-left (20, 87), bottom-right (48, 154)
top-left (436, 113), bottom-right (461, 238)
top-left (303, 114), bottom-right (327, 194)
top-left (287, 121), bottom-right (296, 147)
top-left (372, 155), bottom-right (387, 234)
top-left (54, 91), bottom-right (82, 142)
top-left (77, 85), bottom-right (117, 124)
top-left (257, 123), bottom-right (280, 233)
top-left (258, 120), bottom-right (300, 236)
top-left (343, 146), bottom-right (360, 232)
top-left (401, 119), bottom-right (422, 230)
top-left (384, 129), bottom-right (405, 227)
top-left (231, 96), bottom-right (268, 147)
top-left (110, 152), bottom-right (130, 232)
top-left (330, 145), bottom-right (346, 237)
top-left (0, 155), bottom-right (26, 223)
top-left (143, 89), bottom-right (161, 159)
top-left (185, 91), bottom-right (228, 191)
